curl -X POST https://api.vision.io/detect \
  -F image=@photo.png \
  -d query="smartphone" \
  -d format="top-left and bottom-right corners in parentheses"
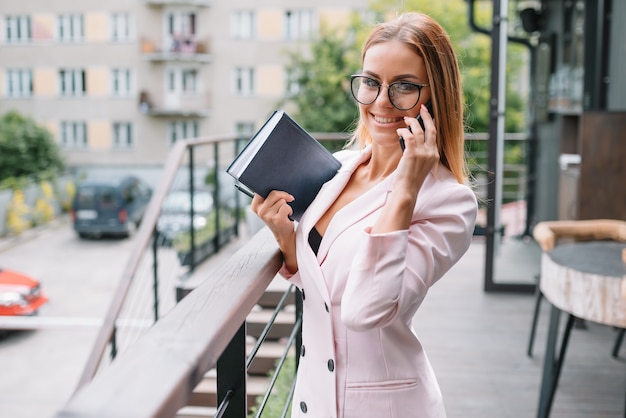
top-left (399, 100), bottom-right (434, 151)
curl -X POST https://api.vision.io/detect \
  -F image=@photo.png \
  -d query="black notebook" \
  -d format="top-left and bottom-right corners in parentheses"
top-left (227, 110), bottom-right (342, 221)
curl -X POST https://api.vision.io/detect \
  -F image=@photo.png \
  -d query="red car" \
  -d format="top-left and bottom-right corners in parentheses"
top-left (0, 267), bottom-right (48, 316)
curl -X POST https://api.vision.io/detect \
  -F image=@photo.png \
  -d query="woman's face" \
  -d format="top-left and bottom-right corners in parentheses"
top-left (359, 39), bottom-right (431, 147)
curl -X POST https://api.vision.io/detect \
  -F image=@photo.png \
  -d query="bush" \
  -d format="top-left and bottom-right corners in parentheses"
top-left (0, 111), bottom-right (64, 182)
top-left (6, 189), bottom-right (31, 235)
top-left (248, 355), bottom-right (296, 418)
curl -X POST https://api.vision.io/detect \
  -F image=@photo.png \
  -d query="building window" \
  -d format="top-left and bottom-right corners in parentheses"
top-left (231, 11), bottom-right (255, 39)
top-left (168, 120), bottom-right (199, 145)
top-left (235, 122), bottom-right (255, 142)
top-left (111, 13), bottom-right (132, 41)
top-left (181, 69), bottom-right (197, 93)
top-left (5, 69), bottom-right (32, 97)
top-left (58, 14), bottom-right (84, 42)
top-left (60, 121), bottom-right (87, 148)
top-left (112, 68), bottom-right (132, 96)
top-left (112, 122), bottom-right (133, 149)
top-left (167, 11), bottom-right (196, 52)
top-left (233, 67), bottom-right (254, 96)
top-left (284, 10), bottom-right (315, 40)
top-left (59, 69), bottom-right (86, 96)
top-left (166, 68), bottom-right (198, 94)
top-left (285, 68), bottom-right (302, 96)
top-left (235, 121), bottom-right (255, 136)
top-left (5, 15), bottom-right (31, 43)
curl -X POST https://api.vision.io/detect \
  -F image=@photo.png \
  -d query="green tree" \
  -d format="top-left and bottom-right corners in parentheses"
top-left (281, 23), bottom-right (362, 134)
top-left (282, 0), bottom-right (530, 168)
top-left (369, 0), bottom-right (528, 133)
top-left (0, 110), bottom-right (65, 182)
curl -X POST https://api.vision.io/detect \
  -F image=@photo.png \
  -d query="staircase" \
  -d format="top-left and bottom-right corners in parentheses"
top-left (176, 275), bottom-right (296, 417)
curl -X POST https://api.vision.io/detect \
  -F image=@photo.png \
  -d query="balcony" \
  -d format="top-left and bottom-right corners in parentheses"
top-left (139, 90), bottom-right (210, 118)
top-left (140, 37), bottom-right (211, 64)
top-left (145, 0), bottom-right (211, 7)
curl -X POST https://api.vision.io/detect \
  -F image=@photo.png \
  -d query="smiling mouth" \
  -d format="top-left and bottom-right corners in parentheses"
top-left (374, 115), bottom-right (403, 124)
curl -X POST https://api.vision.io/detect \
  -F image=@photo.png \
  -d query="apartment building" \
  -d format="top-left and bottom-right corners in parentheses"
top-left (0, 0), bottom-right (369, 180)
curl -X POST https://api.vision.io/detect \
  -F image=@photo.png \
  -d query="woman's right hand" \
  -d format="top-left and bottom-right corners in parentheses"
top-left (250, 190), bottom-right (298, 273)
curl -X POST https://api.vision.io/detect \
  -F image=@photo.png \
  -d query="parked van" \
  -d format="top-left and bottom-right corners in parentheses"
top-left (71, 176), bottom-right (153, 238)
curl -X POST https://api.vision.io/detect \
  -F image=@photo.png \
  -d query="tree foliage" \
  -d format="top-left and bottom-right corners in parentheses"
top-left (281, 23), bottom-right (362, 133)
top-left (370, 0), bottom-right (528, 133)
top-left (283, 0), bottom-right (529, 135)
top-left (0, 110), bottom-right (65, 182)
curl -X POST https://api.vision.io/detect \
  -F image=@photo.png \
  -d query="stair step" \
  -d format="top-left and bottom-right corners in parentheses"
top-left (248, 341), bottom-right (294, 376)
top-left (176, 405), bottom-right (216, 418)
top-left (256, 279), bottom-right (295, 309)
top-left (246, 310), bottom-right (295, 340)
top-left (188, 376), bottom-right (269, 408)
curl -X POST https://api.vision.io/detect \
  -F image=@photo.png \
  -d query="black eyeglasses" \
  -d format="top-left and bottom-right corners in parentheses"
top-left (350, 75), bottom-right (429, 111)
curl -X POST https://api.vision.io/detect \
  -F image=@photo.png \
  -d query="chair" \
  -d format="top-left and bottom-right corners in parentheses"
top-left (527, 219), bottom-right (626, 358)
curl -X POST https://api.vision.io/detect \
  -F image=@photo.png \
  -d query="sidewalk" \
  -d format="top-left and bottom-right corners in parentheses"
top-left (0, 214), bottom-right (70, 254)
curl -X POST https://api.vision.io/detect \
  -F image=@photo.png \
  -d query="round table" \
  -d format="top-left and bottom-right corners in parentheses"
top-left (537, 241), bottom-right (626, 418)
top-left (541, 241), bottom-right (626, 327)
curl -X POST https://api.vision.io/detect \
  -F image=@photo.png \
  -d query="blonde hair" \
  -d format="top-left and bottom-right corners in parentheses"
top-left (350, 12), bottom-right (468, 183)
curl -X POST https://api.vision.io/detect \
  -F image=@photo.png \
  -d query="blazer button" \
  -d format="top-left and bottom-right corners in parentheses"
top-left (300, 401), bottom-right (308, 413)
top-left (301, 345), bottom-right (306, 356)
top-left (324, 302), bottom-right (329, 312)
top-left (327, 359), bottom-right (334, 372)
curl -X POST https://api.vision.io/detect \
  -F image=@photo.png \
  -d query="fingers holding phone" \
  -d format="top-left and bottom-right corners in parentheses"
top-left (398, 100), bottom-right (434, 151)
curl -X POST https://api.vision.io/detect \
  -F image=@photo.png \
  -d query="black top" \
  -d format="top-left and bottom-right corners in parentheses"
top-left (548, 241), bottom-right (626, 278)
top-left (308, 227), bottom-right (323, 256)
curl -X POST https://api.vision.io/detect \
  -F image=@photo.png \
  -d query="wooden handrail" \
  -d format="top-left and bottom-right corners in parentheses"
top-left (56, 226), bottom-right (282, 418)
top-left (74, 134), bottom-right (238, 391)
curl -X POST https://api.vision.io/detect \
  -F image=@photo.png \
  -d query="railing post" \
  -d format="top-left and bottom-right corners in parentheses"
top-left (294, 288), bottom-right (303, 369)
top-left (213, 142), bottom-right (221, 252)
top-left (233, 138), bottom-right (243, 237)
top-left (217, 322), bottom-right (247, 418)
top-left (110, 325), bottom-right (118, 359)
top-left (188, 146), bottom-right (196, 272)
top-left (152, 230), bottom-right (159, 322)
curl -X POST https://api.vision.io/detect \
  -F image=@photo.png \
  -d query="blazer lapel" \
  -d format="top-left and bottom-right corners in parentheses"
top-left (317, 172), bottom-right (393, 260)
top-left (295, 148), bottom-right (370, 303)
top-left (300, 146), bottom-right (395, 262)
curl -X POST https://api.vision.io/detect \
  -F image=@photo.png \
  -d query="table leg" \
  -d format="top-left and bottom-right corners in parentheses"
top-left (527, 279), bottom-right (544, 357)
top-left (537, 305), bottom-right (575, 418)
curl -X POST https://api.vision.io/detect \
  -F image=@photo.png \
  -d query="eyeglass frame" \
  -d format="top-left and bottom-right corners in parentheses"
top-left (349, 74), bottom-right (429, 111)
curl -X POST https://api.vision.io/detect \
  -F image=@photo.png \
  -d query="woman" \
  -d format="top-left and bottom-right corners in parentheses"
top-left (251, 12), bottom-right (477, 418)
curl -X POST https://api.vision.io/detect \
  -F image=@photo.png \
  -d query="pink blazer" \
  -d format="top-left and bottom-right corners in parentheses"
top-left (282, 146), bottom-right (477, 418)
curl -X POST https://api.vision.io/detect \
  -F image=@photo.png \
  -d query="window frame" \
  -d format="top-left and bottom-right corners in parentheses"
top-left (59, 68), bottom-right (86, 96)
top-left (4, 15), bottom-right (31, 43)
top-left (111, 12), bottom-right (132, 42)
top-left (168, 120), bottom-right (199, 146)
top-left (111, 68), bottom-right (132, 96)
top-left (57, 14), bottom-right (84, 42)
top-left (112, 121), bottom-right (134, 149)
top-left (60, 121), bottom-right (88, 149)
top-left (231, 10), bottom-right (256, 40)
top-left (284, 9), bottom-right (316, 41)
top-left (233, 67), bottom-right (255, 96)
top-left (5, 69), bottom-right (33, 97)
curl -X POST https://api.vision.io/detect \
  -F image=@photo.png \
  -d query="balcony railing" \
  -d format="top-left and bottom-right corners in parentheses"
top-left (140, 37), bottom-right (211, 63)
top-left (145, 0), bottom-right (212, 7)
top-left (54, 132), bottom-right (532, 417)
top-left (139, 90), bottom-right (211, 117)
